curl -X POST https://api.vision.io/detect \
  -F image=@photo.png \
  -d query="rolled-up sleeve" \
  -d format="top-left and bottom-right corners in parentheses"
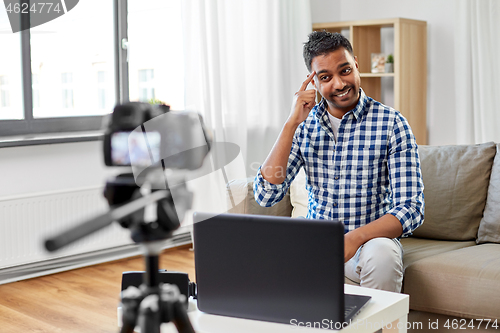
top-left (386, 114), bottom-right (425, 237)
top-left (254, 132), bottom-right (304, 207)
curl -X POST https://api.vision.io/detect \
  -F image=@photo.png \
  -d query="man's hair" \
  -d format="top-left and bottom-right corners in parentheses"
top-left (303, 31), bottom-right (354, 72)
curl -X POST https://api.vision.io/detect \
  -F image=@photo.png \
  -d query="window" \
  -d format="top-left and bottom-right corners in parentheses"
top-left (0, 0), bottom-right (184, 137)
top-left (138, 69), bottom-right (155, 102)
top-left (97, 71), bottom-right (107, 110)
top-left (32, 74), bottom-right (40, 109)
top-left (29, 0), bottom-right (116, 119)
top-left (0, 12), bottom-right (23, 121)
top-left (61, 73), bottom-right (74, 109)
top-left (0, 0), bottom-right (116, 135)
top-left (0, 76), bottom-right (10, 108)
top-left (127, 0), bottom-right (184, 109)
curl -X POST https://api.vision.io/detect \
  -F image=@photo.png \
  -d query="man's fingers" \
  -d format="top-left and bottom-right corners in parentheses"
top-left (298, 89), bottom-right (317, 101)
top-left (299, 71), bottom-right (316, 91)
top-left (295, 89), bottom-right (316, 106)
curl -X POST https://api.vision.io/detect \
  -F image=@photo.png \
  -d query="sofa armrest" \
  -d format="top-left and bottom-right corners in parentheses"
top-left (226, 177), bottom-right (293, 217)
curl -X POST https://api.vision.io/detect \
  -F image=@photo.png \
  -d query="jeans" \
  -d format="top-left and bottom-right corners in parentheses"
top-left (344, 237), bottom-right (404, 293)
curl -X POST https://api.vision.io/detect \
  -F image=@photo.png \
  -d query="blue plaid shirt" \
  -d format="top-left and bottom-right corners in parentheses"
top-left (254, 89), bottom-right (424, 237)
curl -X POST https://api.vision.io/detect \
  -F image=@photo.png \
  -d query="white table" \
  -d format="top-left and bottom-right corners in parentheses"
top-left (118, 284), bottom-right (409, 333)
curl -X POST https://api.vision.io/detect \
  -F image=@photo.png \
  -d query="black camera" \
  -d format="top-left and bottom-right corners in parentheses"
top-left (100, 102), bottom-right (212, 237)
top-left (103, 102), bottom-right (210, 173)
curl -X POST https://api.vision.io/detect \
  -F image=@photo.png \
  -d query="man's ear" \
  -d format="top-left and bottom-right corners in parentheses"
top-left (354, 56), bottom-right (359, 69)
top-left (311, 75), bottom-right (317, 89)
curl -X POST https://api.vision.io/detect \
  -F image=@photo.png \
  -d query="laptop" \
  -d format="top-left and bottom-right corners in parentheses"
top-left (192, 212), bottom-right (371, 328)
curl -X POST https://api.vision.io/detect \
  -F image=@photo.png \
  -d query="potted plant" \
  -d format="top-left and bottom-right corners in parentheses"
top-left (385, 54), bottom-right (394, 73)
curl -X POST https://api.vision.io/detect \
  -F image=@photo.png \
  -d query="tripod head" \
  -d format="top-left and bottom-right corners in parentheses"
top-left (102, 172), bottom-right (191, 244)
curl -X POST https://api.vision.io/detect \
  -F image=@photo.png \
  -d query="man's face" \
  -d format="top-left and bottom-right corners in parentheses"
top-left (310, 48), bottom-right (361, 117)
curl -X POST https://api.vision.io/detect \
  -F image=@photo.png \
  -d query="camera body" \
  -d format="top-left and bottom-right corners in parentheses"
top-left (103, 102), bottom-right (166, 167)
top-left (103, 102), bottom-right (210, 173)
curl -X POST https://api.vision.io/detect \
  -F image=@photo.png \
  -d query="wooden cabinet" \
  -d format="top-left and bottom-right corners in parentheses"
top-left (313, 18), bottom-right (427, 144)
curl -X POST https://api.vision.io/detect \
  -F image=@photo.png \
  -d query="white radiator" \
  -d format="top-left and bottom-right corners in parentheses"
top-left (0, 186), bottom-right (191, 284)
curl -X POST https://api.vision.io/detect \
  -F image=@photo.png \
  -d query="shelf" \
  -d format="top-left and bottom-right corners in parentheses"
top-left (360, 73), bottom-right (395, 78)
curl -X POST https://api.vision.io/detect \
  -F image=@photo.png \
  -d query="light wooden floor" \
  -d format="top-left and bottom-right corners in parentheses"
top-left (0, 245), bottom-right (195, 333)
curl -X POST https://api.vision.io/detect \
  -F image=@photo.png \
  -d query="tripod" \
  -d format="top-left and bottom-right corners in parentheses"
top-left (119, 241), bottom-right (195, 333)
top-left (45, 174), bottom-right (196, 333)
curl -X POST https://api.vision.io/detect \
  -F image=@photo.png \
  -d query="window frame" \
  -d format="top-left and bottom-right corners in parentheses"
top-left (0, 0), bottom-right (128, 138)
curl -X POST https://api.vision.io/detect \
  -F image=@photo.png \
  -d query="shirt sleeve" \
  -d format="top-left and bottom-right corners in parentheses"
top-left (253, 129), bottom-right (304, 207)
top-left (386, 113), bottom-right (425, 237)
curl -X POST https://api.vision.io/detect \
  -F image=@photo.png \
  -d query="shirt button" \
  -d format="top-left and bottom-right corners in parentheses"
top-left (333, 202), bottom-right (338, 207)
top-left (334, 176), bottom-right (339, 180)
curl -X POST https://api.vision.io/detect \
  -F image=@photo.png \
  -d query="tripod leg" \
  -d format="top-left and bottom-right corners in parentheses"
top-left (145, 254), bottom-right (160, 287)
top-left (172, 300), bottom-right (196, 333)
top-left (119, 322), bottom-right (136, 333)
top-left (120, 286), bottom-right (142, 333)
top-left (138, 294), bottom-right (161, 333)
top-left (160, 284), bottom-right (195, 333)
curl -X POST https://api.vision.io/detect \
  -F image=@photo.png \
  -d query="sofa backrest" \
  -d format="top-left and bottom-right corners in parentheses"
top-left (477, 144), bottom-right (500, 244)
top-left (412, 142), bottom-right (497, 241)
top-left (226, 143), bottom-right (500, 244)
top-left (226, 177), bottom-right (293, 217)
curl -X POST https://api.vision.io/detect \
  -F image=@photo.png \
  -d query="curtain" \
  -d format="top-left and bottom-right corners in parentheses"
top-left (455, 0), bottom-right (500, 144)
top-left (182, 0), bottom-right (312, 175)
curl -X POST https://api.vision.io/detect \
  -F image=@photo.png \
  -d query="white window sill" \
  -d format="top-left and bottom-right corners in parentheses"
top-left (0, 131), bottom-right (104, 148)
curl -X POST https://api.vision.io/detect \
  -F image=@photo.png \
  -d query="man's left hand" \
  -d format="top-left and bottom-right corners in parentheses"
top-left (344, 214), bottom-right (403, 263)
top-left (344, 231), bottom-right (363, 263)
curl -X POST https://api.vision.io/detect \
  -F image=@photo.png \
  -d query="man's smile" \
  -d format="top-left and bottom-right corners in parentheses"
top-left (332, 87), bottom-right (351, 99)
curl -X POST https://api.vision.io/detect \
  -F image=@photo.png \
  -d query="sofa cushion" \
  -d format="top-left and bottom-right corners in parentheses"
top-left (401, 237), bottom-right (476, 270)
top-left (403, 244), bottom-right (500, 320)
top-left (227, 178), bottom-right (293, 217)
top-left (477, 144), bottom-right (500, 244)
top-left (412, 142), bottom-right (497, 241)
top-left (290, 168), bottom-right (309, 218)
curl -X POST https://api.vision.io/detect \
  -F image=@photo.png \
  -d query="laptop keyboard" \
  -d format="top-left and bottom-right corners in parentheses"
top-left (344, 304), bottom-right (356, 318)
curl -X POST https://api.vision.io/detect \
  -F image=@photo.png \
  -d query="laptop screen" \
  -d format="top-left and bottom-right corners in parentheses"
top-left (193, 212), bottom-right (346, 325)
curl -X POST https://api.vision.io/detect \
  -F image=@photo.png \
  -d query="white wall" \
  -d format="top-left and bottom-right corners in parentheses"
top-left (310, 0), bottom-right (342, 23)
top-left (0, 141), bottom-right (110, 198)
top-left (310, 0), bottom-right (457, 145)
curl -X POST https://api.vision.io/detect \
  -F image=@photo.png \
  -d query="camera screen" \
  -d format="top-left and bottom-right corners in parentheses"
top-left (110, 131), bottom-right (161, 167)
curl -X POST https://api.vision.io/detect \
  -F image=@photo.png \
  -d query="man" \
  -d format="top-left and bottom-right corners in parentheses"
top-left (253, 31), bottom-right (424, 292)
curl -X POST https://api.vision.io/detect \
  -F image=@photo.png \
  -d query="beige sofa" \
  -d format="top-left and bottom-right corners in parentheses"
top-left (227, 142), bottom-right (500, 331)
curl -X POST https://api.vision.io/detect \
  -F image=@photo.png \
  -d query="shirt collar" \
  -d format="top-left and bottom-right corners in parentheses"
top-left (315, 88), bottom-right (369, 121)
